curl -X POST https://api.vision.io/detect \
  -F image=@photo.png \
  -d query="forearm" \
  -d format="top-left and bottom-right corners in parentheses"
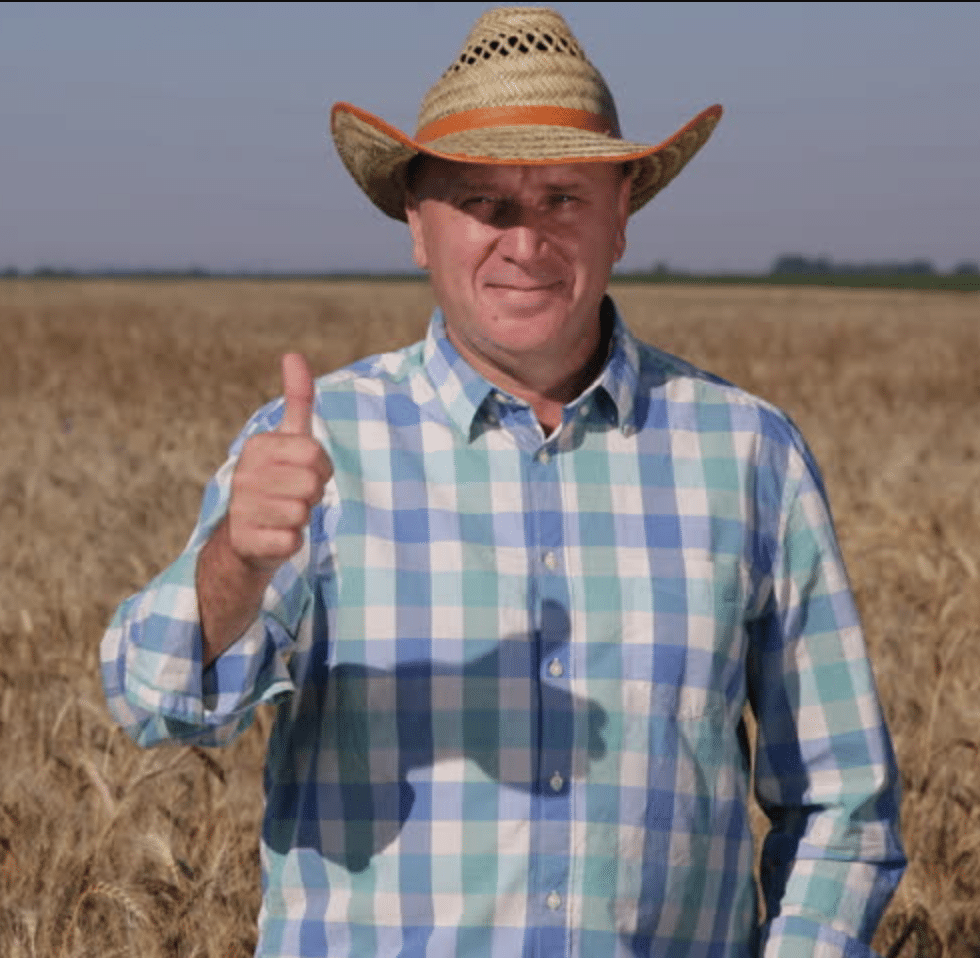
top-left (101, 391), bottom-right (321, 745)
top-left (101, 536), bottom-right (302, 747)
top-left (100, 548), bottom-right (258, 748)
top-left (196, 517), bottom-right (276, 667)
top-left (753, 622), bottom-right (904, 953)
top-left (759, 857), bottom-right (905, 957)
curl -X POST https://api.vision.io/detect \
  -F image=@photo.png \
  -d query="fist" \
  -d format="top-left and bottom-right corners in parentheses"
top-left (226, 353), bottom-right (333, 572)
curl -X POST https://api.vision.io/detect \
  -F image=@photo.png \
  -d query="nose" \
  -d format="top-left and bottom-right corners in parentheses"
top-left (496, 208), bottom-right (548, 264)
top-left (499, 225), bottom-right (544, 264)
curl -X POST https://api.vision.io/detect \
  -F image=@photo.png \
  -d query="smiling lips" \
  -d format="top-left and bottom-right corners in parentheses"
top-left (486, 280), bottom-right (563, 294)
top-left (482, 281), bottom-right (567, 319)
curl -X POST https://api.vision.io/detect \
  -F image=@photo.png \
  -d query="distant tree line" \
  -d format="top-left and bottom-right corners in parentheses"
top-left (0, 265), bottom-right (427, 280)
top-left (770, 255), bottom-right (979, 277)
top-left (1, 265), bottom-right (213, 278)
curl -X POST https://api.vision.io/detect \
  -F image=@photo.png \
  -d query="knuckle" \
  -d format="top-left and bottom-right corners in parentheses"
top-left (271, 528), bottom-right (303, 558)
top-left (296, 439), bottom-right (322, 467)
top-left (285, 499), bottom-right (310, 527)
top-left (299, 473), bottom-right (325, 504)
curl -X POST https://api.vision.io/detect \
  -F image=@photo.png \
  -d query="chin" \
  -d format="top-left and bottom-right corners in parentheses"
top-left (492, 310), bottom-right (571, 336)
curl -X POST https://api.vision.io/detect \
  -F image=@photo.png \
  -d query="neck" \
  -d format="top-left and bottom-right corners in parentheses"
top-left (523, 331), bottom-right (610, 433)
top-left (447, 299), bottom-right (614, 435)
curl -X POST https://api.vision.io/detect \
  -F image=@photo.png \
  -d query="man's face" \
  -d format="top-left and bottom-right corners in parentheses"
top-left (405, 158), bottom-right (631, 391)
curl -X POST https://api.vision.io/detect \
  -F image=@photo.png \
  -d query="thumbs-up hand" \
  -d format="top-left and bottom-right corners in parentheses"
top-left (225, 353), bottom-right (334, 572)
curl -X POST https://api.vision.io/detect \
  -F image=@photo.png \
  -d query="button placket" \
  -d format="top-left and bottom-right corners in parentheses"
top-left (527, 436), bottom-right (572, 928)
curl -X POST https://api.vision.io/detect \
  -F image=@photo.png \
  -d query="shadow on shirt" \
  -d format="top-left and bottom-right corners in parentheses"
top-left (270, 599), bottom-right (608, 873)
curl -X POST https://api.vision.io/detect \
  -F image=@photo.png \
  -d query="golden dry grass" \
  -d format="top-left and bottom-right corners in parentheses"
top-left (1, 278), bottom-right (977, 956)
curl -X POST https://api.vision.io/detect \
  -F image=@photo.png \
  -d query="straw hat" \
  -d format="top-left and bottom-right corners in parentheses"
top-left (331, 6), bottom-right (722, 222)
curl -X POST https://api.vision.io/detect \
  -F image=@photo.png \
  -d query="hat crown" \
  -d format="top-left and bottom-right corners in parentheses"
top-left (417, 7), bottom-right (621, 137)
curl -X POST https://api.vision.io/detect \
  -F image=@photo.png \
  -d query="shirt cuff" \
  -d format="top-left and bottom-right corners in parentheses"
top-left (761, 914), bottom-right (884, 958)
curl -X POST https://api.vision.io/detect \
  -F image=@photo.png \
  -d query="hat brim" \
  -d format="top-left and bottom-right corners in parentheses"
top-left (331, 102), bottom-right (723, 221)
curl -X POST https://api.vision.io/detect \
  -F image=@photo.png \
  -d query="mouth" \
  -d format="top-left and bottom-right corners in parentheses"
top-left (485, 280), bottom-right (563, 295)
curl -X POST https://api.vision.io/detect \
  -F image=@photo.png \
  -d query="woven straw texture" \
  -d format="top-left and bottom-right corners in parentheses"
top-left (331, 7), bottom-right (722, 221)
top-left (420, 8), bottom-right (620, 132)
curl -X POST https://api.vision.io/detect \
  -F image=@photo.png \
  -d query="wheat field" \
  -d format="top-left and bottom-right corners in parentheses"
top-left (1, 279), bottom-right (977, 957)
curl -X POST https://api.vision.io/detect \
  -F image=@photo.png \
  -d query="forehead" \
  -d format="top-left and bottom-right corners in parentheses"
top-left (410, 156), bottom-right (626, 195)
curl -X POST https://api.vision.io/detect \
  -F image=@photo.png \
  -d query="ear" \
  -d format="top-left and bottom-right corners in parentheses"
top-left (404, 199), bottom-right (429, 271)
top-left (612, 170), bottom-right (631, 263)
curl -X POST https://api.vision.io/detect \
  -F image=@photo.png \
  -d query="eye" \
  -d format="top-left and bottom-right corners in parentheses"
top-left (461, 195), bottom-right (497, 210)
top-left (549, 192), bottom-right (579, 209)
top-left (459, 194), bottom-right (512, 223)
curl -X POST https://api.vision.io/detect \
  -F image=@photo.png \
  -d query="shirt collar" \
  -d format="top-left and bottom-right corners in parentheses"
top-left (422, 296), bottom-right (641, 440)
top-left (422, 311), bottom-right (497, 439)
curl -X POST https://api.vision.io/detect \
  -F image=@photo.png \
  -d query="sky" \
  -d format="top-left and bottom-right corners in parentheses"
top-left (2, 1), bottom-right (978, 275)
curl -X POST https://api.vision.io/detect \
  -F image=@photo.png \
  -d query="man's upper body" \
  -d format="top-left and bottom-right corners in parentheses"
top-left (100, 7), bottom-right (905, 957)
top-left (102, 297), bottom-right (904, 957)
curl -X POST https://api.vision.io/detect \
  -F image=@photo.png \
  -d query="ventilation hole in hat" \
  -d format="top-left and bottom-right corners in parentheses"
top-left (445, 22), bottom-right (587, 75)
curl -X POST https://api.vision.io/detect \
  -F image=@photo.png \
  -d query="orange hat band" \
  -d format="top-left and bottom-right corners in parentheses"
top-left (416, 105), bottom-right (613, 144)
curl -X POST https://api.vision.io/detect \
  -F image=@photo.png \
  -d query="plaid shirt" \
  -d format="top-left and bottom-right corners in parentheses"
top-left (102, 300), bottom-right (904, 958)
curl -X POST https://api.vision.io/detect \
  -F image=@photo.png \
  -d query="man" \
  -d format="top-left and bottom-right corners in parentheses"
top-left (102, 7), bottom-right (905, 957)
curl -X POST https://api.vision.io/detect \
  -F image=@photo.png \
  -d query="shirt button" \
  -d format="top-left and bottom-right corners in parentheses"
top-left (549, 772), bottom-right (564, 792)
top-left (578, 404), bottom-right (590, 417)
top-left (546, 891), bottom-right (562, 911)
top-left (537, 449), bottom-right (551, 465)
top-left (493, 391), bottom-right (508, 403)
top-left (543, 550), bottom-right (558, 571)
top-left (547, 658), bottom-right (564, 678)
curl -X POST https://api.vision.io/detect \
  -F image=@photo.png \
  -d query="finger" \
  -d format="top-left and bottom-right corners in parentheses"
top-left (234, 460), bottom-right (328, 505)
top-left (228, 524), bottom-right (304, 569)
top-left (233, 494), bottom-right (311, 530)
top-left (278, 352), bottom-right (314, 436)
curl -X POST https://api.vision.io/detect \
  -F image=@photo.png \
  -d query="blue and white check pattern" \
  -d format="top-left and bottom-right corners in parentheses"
top-left (102, 299), bottom-right (904, 958)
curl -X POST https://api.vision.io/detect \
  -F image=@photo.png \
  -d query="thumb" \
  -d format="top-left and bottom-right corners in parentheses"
top-left (278, 352), bottom-right (314, 435)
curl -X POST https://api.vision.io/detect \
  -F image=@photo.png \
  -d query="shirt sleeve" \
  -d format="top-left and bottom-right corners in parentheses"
top-left (100, 399), bottom-right (319, 749)
top-left (749, 428), bottom-right (906, 957)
